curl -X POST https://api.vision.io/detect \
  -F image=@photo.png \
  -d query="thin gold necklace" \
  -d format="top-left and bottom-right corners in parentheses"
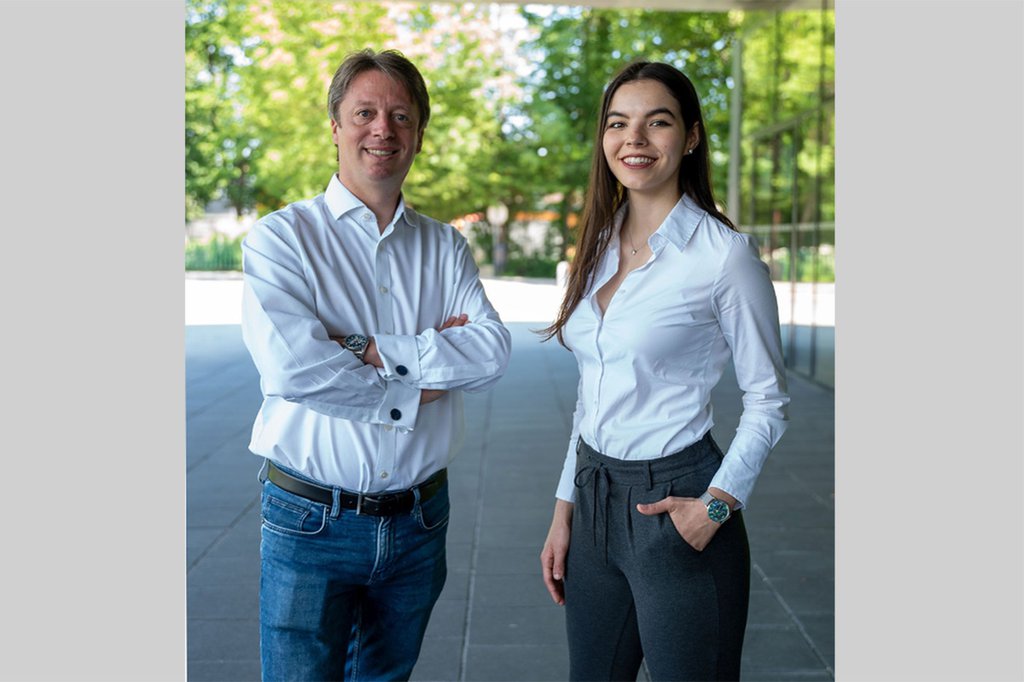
top-left (625, 224), bottom-right (640, 256)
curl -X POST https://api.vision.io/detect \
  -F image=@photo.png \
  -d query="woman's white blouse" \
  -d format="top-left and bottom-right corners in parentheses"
top-left (557, 194), bottom-right (790, 508)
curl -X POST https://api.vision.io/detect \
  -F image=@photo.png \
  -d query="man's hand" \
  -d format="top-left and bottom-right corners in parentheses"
top-left (419, 314), bottom-right (469, 404)
top-left (439, 313), bottom-right (469, 331)
top-left (540, 499), bottom-right (574, 605)
top-left (362, 337), bottom-right (383, 369)
top-left (635, 488), bottom-right (736, 552)
top-left (419, 389), bottom-right (445, 404)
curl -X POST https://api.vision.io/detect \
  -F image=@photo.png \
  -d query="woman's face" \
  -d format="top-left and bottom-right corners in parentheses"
top-left (602, 79), bottom-right (697, 202)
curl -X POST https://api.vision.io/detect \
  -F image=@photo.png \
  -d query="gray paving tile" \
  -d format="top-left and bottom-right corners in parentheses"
top-left (187, 554), bottom-right (260, 585)
top-left (188, 658), bottom-right (262, 682)
top-left (476, 522), bottom-right (546, 549)
top-left (468, 604), bottom-right (566, 646)
top-left (438, 568), bottom-right (471, 602)
top-left (188, 618), bottom-right (259, 661)
top-left (797, 613), bottom-right (835, 665)
top-left (463, 644), bottom-right (570, 681)
top-left (411, 636), bottom-right (463, 682)
top-left (762, 576), bottom-right (835, 616)
top-left (188, 579), bottom-right (258, 620)
top-left (472, 573), bottom-right (552, 608)
top-left (741, 624), bottom-right (828, 673)
top-left (475, 546), bottom-right (543, 575)
top-left (747, 588), bottom-right (795, 626)
top-left (423, 600), bottom-right (468, 639)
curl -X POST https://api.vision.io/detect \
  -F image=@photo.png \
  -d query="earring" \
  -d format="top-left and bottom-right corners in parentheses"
top-left (686, 148), bottom-right (694, 155)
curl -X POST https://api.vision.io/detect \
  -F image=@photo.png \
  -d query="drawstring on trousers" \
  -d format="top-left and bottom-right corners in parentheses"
top-left (574, 460), bottom-right (612, 564)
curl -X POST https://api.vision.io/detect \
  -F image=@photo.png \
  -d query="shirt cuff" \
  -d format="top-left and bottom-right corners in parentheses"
top-left (708, 468), bottom-right (751, 510)
top-left (376, 379), bottom-right (420, 431)
top-left (555, 443), bottom-right (579, 502)
top-left (373, 333), bottom-right (422, 385)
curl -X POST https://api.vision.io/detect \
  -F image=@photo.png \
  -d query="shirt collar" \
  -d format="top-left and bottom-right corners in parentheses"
top-left (324, 174), bottom-right (417, 230)
top-left (655, 194), bottom-right (705, 253)
top-left (614, 193), bottom-right (706, 254)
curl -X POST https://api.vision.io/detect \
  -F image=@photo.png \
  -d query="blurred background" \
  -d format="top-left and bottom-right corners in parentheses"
top-left (185, 0), bottom-right (834, 387)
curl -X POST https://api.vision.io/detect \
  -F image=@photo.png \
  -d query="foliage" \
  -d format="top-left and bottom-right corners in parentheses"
top-left (740, 10), bottom-right (835, 227)
top-left (768, 247), bottom-right (834, 283)
top-left (185, 3), bottom-right (835, 279)
top-left (185, 234), bottom-right (244, 271)
top-left (186, 0), bottom-right (254, 220)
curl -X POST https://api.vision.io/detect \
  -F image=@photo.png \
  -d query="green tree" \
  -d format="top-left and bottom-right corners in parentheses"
top-left (185, 0), bottom-right (253, 220)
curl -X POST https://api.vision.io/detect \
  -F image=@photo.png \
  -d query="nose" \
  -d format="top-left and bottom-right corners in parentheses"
top-left (371, 115), bottom-right (394, 139)
top-left (625, 124), bottom-right (647, 146)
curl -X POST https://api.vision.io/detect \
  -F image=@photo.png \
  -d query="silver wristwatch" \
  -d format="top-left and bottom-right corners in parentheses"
top-left (342, 334), bottom-right (370, 361)
top-left (699, 491), bottom-right (731, 524)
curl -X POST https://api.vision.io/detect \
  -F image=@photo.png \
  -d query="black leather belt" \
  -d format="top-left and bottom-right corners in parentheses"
top-left (267, 462), bottom-right (447, 517)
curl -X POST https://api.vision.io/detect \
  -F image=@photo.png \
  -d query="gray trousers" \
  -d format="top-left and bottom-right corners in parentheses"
top-left (565, 434), bottom-right (750, 682)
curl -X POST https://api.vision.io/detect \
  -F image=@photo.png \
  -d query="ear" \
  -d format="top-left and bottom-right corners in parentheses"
top-left (415, 128), bottom-right (424, 154)
top-left (687, 122), bottom-right (701, 152)
top-left (330, 118), bottom-right (341, 146)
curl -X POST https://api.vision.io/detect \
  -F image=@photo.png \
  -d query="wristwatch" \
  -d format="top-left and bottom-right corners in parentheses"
top-left (342, 333), bottom-right (370, 361)
top-left (699, 491), bottom-right (731, 524)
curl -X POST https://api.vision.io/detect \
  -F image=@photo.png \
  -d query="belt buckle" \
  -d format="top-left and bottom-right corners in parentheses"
top-left (356, 492), bottom-right (391, 516)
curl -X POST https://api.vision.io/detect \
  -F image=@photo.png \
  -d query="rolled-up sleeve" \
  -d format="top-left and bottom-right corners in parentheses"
top-left (241, 218), bottom-right (420, 430)
top-left (374, 233), bottom-right (511, 393)
top-left (708, 235), bottom-right (790, 508)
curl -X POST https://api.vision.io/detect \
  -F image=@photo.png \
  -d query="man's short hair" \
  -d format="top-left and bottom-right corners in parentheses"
top-left (327, 49), bottom-right (430, 133)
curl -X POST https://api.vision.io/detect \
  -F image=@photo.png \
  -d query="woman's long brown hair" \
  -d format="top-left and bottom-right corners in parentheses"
top-left (540, 61), bottom-right (735, 347)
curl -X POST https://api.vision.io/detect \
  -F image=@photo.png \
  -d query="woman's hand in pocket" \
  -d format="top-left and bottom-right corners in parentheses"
top-left (636, 496), bottom-right (720, 551)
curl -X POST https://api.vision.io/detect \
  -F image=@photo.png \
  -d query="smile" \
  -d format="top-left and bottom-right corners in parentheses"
top-left (621, 156), bottom-right (656, 168)
top-left (365, 149), bottom-right (398, 157)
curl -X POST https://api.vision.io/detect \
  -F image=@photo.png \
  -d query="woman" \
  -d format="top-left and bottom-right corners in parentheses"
top-left (540, 61), bottom-right (790, 682)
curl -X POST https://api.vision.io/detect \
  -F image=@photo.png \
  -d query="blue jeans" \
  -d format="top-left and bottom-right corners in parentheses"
top-left (258, 466), bottom-right (449, 682)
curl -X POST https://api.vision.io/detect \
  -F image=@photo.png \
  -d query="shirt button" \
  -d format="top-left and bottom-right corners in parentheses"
top-left (396, 365), bottom-right (408, 376)
top-left (380, 472), bottom-right (389, 479)
top-left (379, 285), bottom-right (389, 294)
top-left (362, 212), bottom-right (372, 221)
top-left (390, 408), bottom-right (402, 420)
top-left (383, 424), bottom-right (393, 431)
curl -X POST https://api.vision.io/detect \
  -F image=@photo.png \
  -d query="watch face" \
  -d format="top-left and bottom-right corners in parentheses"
top-left (707, 498), bottom-right (730, 523)
top-left (345, 334), bottom-right (368, 352)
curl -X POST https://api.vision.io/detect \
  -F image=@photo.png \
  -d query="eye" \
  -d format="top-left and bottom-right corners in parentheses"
top-left (395, 113), bottom-right (410, 123)
top-left (355, 110), bottom-right (372, 119)
top-left (606, 120), bottom-right (625, 129)
top-left (649, 119), bottom-right (670, 127)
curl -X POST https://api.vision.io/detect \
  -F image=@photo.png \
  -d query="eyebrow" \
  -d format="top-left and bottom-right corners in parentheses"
top-left (350, 101), bottom-right (411, 110)
top-left (607, 107), bottom-right (677, 119)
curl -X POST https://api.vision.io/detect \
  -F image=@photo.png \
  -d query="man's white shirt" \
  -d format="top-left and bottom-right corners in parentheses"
top-left (242, 174), bottom-right (511, 493)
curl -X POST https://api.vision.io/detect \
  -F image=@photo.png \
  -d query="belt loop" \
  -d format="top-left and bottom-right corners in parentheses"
top-left (331, 487), bottom-right (341, 519)
top-left (412, 484), bottom-right (423, 505)
top-left (256, 458), bottom-right (269, 484)
top-left (355, 492), bottom-right (364, 516)
top-left (645, 460), bottom-right (653, 491)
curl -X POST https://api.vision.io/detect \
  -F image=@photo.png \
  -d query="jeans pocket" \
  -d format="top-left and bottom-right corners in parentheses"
top-left (261, 482), bottom-right (328, 537)
top-left (414, 483), bottom-right (450, 532)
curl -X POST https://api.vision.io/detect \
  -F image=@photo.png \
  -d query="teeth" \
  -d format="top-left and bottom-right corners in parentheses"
top-left (623, 156), bottom-right (654, 164)
top-left (366, 149), bottom-right (396, 157)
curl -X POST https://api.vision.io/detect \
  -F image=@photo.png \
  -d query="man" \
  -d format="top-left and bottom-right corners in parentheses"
top-left (240, 49), bottom-right (511, 681)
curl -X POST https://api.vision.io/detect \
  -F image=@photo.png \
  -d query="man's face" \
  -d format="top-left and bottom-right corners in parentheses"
top-left (331, 69), bottom-right (423, 198)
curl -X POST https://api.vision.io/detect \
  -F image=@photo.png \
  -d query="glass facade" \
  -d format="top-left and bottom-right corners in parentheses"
top-left (739, 11), bottom-right (834, 389)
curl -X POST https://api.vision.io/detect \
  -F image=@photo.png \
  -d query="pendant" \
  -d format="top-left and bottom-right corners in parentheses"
top-left (631, 248), bottom-right (638, 255)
